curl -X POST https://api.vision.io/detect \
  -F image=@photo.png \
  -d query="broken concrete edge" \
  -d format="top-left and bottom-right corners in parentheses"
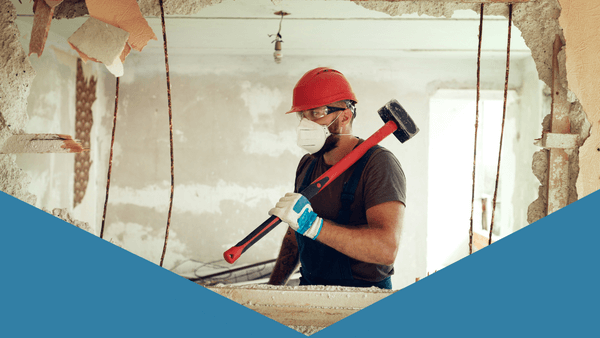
top-left (0, 134), bottom-right (87, 154)
top-left (1, 0), bottom-right (37, 205)
top-left (44, 207), bottom-right (94, 234)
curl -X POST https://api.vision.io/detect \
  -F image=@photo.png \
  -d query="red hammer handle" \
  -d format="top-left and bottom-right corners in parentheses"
top-left (223, 120), bottom-right (399, 264)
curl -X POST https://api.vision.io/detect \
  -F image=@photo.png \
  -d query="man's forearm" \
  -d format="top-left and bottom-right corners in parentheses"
top-left (268, 227), bottom-right (300, 285)
top-left (316, 201), bottom-right (405, 266)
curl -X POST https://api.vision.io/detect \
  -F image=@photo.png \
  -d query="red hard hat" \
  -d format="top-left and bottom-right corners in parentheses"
top-left (286, 67), bottom-right (357, 114)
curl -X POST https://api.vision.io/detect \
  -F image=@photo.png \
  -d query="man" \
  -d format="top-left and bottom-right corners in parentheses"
top-left (267, 67), bottom-right (406, 289)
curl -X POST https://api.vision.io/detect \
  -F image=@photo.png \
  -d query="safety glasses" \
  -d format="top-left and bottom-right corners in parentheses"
top-left (296, 106), bottom-right (347, 121)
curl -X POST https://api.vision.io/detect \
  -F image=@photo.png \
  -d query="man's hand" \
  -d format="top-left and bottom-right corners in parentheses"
top-left (269, 192), bottom-right (323, 240)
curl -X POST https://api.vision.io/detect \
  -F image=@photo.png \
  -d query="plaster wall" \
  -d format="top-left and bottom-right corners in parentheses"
top-left (558, 0), bottom-right (600, 198)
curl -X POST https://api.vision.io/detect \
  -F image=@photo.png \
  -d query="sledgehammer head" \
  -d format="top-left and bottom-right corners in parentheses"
top-left (378, 99), bottom-right (419, 143)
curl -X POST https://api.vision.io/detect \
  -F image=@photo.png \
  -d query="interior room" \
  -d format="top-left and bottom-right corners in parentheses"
top-left (2, 0), bottom-right (598, 334)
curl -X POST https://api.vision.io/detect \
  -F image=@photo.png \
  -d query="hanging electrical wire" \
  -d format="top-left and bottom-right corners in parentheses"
top-left (489, 3), bottom-right (513, 245)
top-left (100, 77), bottom-right (119, 239)
top-left (469, 3), bottom-right (485, 256)
top-left (158, 0), bottom-right (176, 267)
top-left (269, 11), bottom-right (289, 64)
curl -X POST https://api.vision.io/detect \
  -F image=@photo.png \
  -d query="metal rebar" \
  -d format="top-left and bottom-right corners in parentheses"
top-left (100, 76), bottom-right (119, 239)
top-left (159, 0), bottom-right (175, 267)
top-left (469, 3), bottom-right (485, 255)
top-left (489, 3), bottom-right (512, 246)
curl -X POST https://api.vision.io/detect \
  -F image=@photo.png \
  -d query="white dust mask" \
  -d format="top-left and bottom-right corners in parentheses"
top-left (296, 113), bottom-right (349, 154)
top-left (296, 118), bottom-right (331, 154)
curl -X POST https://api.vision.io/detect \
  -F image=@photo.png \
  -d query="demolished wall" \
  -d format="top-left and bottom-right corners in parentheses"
top-left (0, 0), bottom-right (37, 205)
top-left (355, 0), bottom-right (591, 223)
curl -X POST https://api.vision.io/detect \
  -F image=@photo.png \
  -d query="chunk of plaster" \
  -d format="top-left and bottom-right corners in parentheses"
top-left (29, 0), bottom-right (53, 57)
top-left (85, 0), bottom-right (157, 52)
top-left (67, 17), bottom-right (129, 77)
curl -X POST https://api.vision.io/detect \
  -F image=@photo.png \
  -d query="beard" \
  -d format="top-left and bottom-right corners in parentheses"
top-left (311, 118), bottom-right (341, 158)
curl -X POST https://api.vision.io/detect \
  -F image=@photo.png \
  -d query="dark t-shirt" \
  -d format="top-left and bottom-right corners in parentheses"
top-left (294, 138), bottom-right (407, 282)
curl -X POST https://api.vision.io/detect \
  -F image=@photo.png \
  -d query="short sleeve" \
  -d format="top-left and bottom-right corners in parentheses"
top-left (361, 148), bottom-right (406, 210)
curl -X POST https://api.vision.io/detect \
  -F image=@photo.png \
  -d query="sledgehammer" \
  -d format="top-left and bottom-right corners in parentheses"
top-left (223, 99), bottom-right (419, 264)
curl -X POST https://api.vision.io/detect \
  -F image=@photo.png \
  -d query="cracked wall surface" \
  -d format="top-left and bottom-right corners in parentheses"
top-left (1, 0), bottom-right (37, 205)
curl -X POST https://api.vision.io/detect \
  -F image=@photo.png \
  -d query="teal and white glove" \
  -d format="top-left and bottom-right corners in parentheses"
top-left (269, 192), bottom-right (323, 240)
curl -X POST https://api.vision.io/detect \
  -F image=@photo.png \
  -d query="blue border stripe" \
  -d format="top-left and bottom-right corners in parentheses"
top-left (1, 189), bottom-right (597, 337)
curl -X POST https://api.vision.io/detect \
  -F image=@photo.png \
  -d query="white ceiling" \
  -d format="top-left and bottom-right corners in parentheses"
top-left (14, 0), bottom-right (530, 58)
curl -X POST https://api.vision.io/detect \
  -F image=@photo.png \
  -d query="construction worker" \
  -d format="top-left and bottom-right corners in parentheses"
top-left (268, 67), bottom-right (406, 289)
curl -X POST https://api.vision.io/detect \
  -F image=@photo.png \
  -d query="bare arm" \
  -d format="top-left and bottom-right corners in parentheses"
top-left (315, 200), bottom-right (405, 265)
top-left (268, 227), bottom-right (300, 285)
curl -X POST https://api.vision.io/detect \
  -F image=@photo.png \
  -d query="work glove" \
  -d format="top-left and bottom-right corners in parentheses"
top-left (268, 192), bottom-right (323, 240)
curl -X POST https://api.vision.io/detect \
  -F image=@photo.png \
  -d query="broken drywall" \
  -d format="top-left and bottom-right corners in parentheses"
top-left (68, 17), bottom-right (130, 76)
top-left (355, 0), bottom-right (589, 222)
top-left (0, 0), bottom-right (37, 205)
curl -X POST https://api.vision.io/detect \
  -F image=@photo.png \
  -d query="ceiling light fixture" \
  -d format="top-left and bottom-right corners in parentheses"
top-left (270, 11), bottom-right (290, 64)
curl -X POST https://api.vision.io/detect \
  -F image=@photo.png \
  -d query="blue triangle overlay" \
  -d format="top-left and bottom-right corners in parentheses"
top-left (1, 189), bottom-right (598, 337)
